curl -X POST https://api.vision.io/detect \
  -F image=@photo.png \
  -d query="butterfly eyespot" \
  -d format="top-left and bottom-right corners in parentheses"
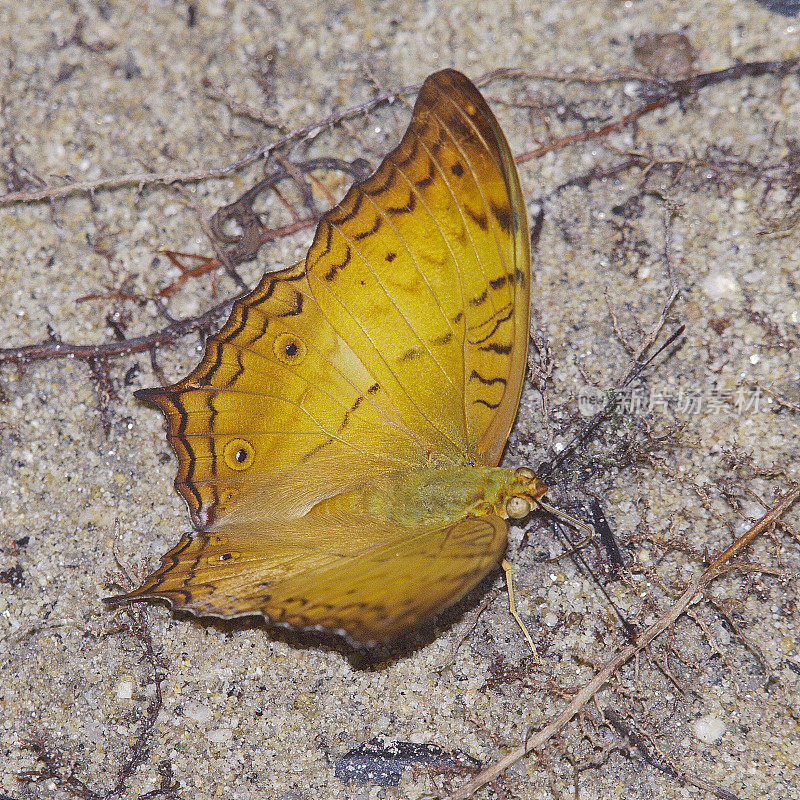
top-left (506, 496), bottom-right (531, 520)
top-left (223, 438), bottom-right (255, 471)
top-left (515, 467), bottom-right (536, 480)
top-left (207, 551), bottom-right (240, 565)
top-left (274, 332), bottom-right (306, 365)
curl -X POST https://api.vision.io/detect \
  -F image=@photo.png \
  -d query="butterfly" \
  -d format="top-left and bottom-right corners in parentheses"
top-left (114, 69), bottom-right (549, 644)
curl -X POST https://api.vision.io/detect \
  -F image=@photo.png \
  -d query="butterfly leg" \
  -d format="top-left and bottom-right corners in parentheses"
top-left (501, 559), bottom-right (540, 661)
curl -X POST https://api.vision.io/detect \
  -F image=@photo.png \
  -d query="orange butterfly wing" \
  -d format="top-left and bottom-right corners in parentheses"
top-left (118, 70), bottom-right (534, 642)
top-left (306, 68), bottom-right (530, 467)
top-left (117, 514), bottom-right (509, 644)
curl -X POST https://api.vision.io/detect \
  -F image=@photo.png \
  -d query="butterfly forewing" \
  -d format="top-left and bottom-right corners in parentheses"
top-left (307, 69), bottom-right (530, 466)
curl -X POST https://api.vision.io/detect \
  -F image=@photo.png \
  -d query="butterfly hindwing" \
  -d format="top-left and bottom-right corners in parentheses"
top-left (120, 512), bottom-right (509, 644)
top-left (136, 264), bottom-right (432, 529)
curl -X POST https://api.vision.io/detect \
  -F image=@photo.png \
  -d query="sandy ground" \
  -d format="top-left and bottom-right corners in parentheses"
top-left (1, 2), bottom-right (799, 799)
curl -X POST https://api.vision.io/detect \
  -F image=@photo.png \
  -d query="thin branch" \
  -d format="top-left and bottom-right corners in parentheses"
top-left (0, 84), bottom-right (422, 207)
top-left (0, 295), bottom-right (237, 364)
top-left (512, 59), bottom-right (798, 163)
top-left (1, 59), bottom-right (795, 208)
top-left (542, 290), bottom-right (682, 479)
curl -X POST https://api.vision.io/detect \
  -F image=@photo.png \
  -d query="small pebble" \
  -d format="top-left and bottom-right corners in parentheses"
top-left (115, 680), bottom-right (134, 701)
top-left (693, 714), bottom-right (726, 744)
top-left (701, 271), bottom-right (741, 302)
top-left (208, 728), bottom-right (233, 744)
top-left (633, 32), bottom-right (696, 79)
top-left (185, 700), bottom-right (213, 724)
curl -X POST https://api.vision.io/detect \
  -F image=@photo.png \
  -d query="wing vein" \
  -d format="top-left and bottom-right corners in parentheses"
top-left (329, 207), bottom-right (462, 398)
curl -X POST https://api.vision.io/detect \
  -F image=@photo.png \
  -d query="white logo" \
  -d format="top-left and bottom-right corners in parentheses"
top-left (577, 386), bottom-right (605, 417)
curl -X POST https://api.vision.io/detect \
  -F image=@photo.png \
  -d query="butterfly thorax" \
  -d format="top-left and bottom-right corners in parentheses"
top-left (309, 467), bottom-right (547, 530)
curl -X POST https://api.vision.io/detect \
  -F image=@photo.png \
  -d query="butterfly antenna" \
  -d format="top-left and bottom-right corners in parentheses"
top-left (537, 503), bottom-right (638, 640)
top-left (532, 327), bottom-right (686, 636)
top-left (537, 500), bottom-right (594, 538)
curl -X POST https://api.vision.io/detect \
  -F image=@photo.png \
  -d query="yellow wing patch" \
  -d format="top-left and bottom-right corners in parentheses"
top-left (306, 69), bottom-right (530, 466)
top-left (136, 264), bottom-right (433, 529)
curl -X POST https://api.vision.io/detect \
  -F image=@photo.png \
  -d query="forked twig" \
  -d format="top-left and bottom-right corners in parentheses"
top-left (444, 484), bottom-right (799, 799)
top-left (0, 296), bottom-right (237, 364)
top-left (542, 288), bottom-right (682, 479)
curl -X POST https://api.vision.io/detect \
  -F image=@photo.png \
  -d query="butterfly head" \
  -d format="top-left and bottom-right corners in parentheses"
top-left (503, 467), bottom-right (548, 520)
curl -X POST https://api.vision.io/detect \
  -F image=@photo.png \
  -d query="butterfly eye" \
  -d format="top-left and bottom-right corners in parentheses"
top-left (515, 467), bottom-right (536, 480)
top-left (223, 438), bottom-right (255, 471)
top-left (505, 496), bottom-right (531, 519)
top-left (274, 332), bottom-right (307, 365)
